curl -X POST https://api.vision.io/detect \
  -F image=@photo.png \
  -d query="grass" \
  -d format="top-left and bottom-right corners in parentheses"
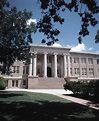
top-left (0, 91), bottom-right (99, 121)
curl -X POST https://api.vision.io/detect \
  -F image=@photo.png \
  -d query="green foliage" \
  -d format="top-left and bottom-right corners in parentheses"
top-left (0, 0), bottom-right (36, 74)
top-left (64, 80), bottom-right (99, 99)
top-left (95, 29), bottom-right (99, 43)
top-left (37, 0), bottom-right (99, 45)
top-left (0, 77), bottom-right (6, 90)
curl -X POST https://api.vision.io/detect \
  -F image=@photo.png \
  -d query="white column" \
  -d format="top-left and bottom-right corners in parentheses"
top-left (29, 55), bottom-right (32, 76)
top-left (67, 54), bottom-right (70, 77)
top-left (33, 52), bottom-right (37, 76)
top-left (44, 52), bottom-right (47, 77)
top-left (54, 53), bottom-right (57, 78)
top-left (63, 54), bottom-right (67, 77)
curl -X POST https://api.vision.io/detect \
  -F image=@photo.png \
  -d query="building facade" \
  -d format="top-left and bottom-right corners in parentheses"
top-left (0, 44), bottom-right (99, 89)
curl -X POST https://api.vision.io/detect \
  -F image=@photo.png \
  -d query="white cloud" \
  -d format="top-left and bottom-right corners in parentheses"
top-left (66, 45), bottom-right (74, 48)
top-left (27, 18), bottom-right (37, 25)
top-left (52, 43), bottom-right (62, 47)
top-left (70, 43), bottom-right (86, 52)
top-left (52, 43), bottom-right (94, 53)
top-left (88, 47), bottom-right (93, 51)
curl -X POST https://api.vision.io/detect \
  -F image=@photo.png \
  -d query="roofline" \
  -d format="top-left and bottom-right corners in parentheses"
top-left (30, 44), bottom-right (71, 50)
top-left (70, 51), bottom-right (99, 56)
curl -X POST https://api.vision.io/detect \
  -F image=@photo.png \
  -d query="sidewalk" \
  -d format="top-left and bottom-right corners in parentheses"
top-left (56, 94), bottom-right (99, 110)
top-left (5, 88), bottom-right (99, 110)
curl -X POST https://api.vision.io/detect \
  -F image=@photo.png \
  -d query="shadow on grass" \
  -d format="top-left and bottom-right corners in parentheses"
top-left (0, 100), bottom-right (99, 121)
top-left (0, 93), bottom-right (24, 98)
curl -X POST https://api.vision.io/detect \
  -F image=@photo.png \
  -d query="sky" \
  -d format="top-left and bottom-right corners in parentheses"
top-left (8, 0), bottom-right (99, 53)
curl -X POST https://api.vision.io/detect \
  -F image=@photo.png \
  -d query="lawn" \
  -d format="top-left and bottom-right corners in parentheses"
top-left (0, 91), bottom-right (99, 121)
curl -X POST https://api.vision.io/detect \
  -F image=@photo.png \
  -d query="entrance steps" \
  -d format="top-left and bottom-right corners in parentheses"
top-left (32, 77), bottom-right (66, 89)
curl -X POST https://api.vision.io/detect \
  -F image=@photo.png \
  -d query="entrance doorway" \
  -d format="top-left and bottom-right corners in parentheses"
top-left (47, 67), bottom-right (52, 77)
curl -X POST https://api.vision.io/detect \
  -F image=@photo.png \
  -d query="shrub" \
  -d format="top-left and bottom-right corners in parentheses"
top-left (94, 80), bottom-right (99, 102)
top-left (64, 80), bottom-right (99, 102)
top-left (64, 81), bottom-right (95, 96)
top-left (0, 77), bottom-right (6, 90)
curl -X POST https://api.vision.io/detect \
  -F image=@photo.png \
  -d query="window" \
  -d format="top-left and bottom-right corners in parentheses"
top-left (16, 66), bottom-right (19, 73)
top-left (6, 80), bottom-right (8, 87)
top-left (37, 68), bottom-right (40, 74)
top-left (97, 59), bottom-right (99, 64)
top-left (13, 66), bottom-right (16, 73)
top-left (47, 56), bottom-right (52, 63)
top-left (70, 57), bottom-right (72, 63)
top-left (89, 68), bottom-right (94, 75)
top-left (81, 58), bottom-right (86, 64)
top-left (74, 57), bottom-right (79, 64)
top-left (16, 80), bottom-right (18, 87)
top-left (23, 80), bottom-right (27, 85)
top-left (57, 56), bottom-right (60, 63)
top-left (74, 68), bottom-right (80, 75)
top-left (70, 68), bottom-right (72, 75)
top-left (12, 80), bottom-right (14, 87)
top-left (82, 68), bottom-right (87, 75)
top-left (37, 56), bottom-right (41, 62)
top-left (23, 66), bottom-right (28, 74)
top-left (88, 58), bottom-right (93, 64)
top-left (13, 66), bottom-right (19, 73)
top-left (97, 69), bottom-right (99, 75)
top-left (57, 68), bottom-right (60, 75)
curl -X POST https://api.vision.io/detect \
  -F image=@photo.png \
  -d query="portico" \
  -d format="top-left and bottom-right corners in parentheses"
top-left (28, 44), bottom-right (71, 78)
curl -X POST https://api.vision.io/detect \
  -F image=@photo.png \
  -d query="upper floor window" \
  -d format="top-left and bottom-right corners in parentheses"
top-left (74, 57), bottom-right (79, 64)
top-left (70, 68), bottom-right (72, 76)
top-left (88, 58), bottom-right (93, 64)
top-left (23, 66), bottom-right (28, 74)
top-left (70, 57), bottom-right (72, 63)
top-left (97, 59), bottom-right (99, 64)
top-left (74, 68), bottom-right (80, 75)
top-left (89, 68), bottom-right (94, 75)
top-left (82, 68), bottom-right (87, 75)
top-left (81, 58), bottom-right (86, 64)
top-left (37, 56), bottom-right (41, 62)
top-left (47, 56), bottom-right (52, 63)
top-left (13, 66), bottom-right (19, 73)
top-left (97, 69), bottom-right (99, 75)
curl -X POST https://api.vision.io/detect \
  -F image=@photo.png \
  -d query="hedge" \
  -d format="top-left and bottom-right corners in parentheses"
top-left (64, 80), bottom-right (99, 102)
top-left (0, 77), bottom-right (6, 90)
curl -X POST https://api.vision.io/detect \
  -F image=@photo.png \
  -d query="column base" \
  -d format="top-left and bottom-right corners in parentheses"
top-left (43, 76), bottom-right (47, 78)
top-left (54, 76), bottom-right (58, 78)
top-left (28, 75), bottom-right (38, 89)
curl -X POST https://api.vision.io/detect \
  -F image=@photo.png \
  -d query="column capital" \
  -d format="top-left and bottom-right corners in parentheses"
top-left (54, 53), bottom-right (58, 55)
top-left (33, 51), bottom-right (37, 54)
top-left (43, 52), bottom-right (48, 55)
top-left (67, 53), bottom-right (70, 56)
top-left (63, 53), bottom-right (67, 56)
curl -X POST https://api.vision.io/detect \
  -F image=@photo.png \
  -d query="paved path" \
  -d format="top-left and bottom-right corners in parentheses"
top-left (4, 88), bottom-right (99, 110)
top-left (56, 94), bottom-right (99, 110)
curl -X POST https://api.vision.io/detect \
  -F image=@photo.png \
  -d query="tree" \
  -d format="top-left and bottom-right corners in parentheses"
top-left (0, 0), bottom-right (36, 74)
top-left (37, 0), bottom-right (99, 45)
top-left (95, 29), bottom-right (99, 43)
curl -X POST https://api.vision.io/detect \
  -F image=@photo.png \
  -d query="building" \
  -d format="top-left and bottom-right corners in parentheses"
top-left (0, 44), bottom-right (99, 89)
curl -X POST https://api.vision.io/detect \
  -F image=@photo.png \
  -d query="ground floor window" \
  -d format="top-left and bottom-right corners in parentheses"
top-left (12, 80), bottom-right (18, 87)
top-left (16, 80), bottom-right (18, 87)
top-left (6, 80), bottom-right (8, 87)
top-left (23, 80), bottom-right (27, 85)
